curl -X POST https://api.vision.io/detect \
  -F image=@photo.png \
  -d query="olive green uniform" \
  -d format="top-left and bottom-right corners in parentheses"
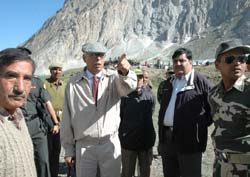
top-left (44, 78), bottom-right (65, 177)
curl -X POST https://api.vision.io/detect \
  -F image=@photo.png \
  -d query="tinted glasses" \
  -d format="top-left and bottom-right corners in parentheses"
top-left (86, 53), bottom-right (105, 58)
top-left (225, 54), bottom-right (250, 64)
top-left (247, 54), bottom-right (250, 64)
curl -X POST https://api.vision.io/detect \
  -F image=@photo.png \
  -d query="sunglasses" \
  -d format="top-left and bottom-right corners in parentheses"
top-left (86, 53), bottom-right (105, 58)
top-left (225, 54), bottom-right (250, 64)
top-left (247, 54), bottom-right (250, 64)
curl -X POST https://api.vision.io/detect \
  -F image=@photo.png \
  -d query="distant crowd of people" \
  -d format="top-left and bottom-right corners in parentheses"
top-left (0, 39), bottom-right (250, 177)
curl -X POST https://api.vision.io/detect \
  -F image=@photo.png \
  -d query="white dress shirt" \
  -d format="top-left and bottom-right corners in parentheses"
top-left (163, 71), bottom-right (191, 126)
top-left (85, 70), bottom-right (103, 90)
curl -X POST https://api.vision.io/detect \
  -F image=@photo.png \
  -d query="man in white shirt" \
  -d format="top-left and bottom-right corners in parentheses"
top-left (157, 48), bottom-right (213, 177)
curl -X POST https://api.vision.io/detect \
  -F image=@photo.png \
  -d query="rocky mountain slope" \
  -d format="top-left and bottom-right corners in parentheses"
top-left (23, 0), bottom-right (250, 74)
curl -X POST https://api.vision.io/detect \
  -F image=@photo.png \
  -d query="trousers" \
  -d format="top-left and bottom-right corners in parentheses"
top-left (75, 134), bottom-right (121, 177)
top-left (48, 132), bottom-right (61, 177)
top-left (161, 127), bottom-right (202, 177)
top-left (26, 118), bottom-right (51, 177)
top-left (121, 148), bottom-right (153, 177)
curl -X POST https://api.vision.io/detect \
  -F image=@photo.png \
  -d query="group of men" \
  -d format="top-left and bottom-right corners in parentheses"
top-left (0, 39), bottom-right (250, 177)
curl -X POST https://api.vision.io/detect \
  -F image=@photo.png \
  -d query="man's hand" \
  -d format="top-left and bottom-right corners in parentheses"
top-left (64, 156), bottom-right (75, 166)
top-left (117, 54), bottom-right (130, 75)
top-left (52, 125), bottom-right (59, 134)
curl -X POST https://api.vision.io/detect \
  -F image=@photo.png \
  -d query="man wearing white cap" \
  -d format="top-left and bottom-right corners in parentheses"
top-left (61, 42), bottom-right (137, 177)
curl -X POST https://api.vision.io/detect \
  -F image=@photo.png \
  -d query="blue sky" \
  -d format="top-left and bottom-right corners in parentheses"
top-left (0, 0), bottom-right (64, 50)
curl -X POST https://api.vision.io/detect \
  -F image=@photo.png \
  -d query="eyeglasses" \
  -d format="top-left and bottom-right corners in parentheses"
top-left (225, 54), bottom-right (250, 64)
top-left (86, 53), bottom-right (105, 58)
top-left (247, 54), bottom-right (250, 64)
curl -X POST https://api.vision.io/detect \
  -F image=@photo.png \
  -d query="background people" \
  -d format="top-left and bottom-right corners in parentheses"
top-left (44, 62), bottom-right (65, 177)
top-left (21, 75), bottom-right (59, 177)
top-left (208, 40), bottom-right (250, 176)
top-left (0, 47), bottom-right (37, 177)
top-left (157, 69), bottom-right (174, 104)
top-left (142, 70), bottom-right (153, 89)
top-left (119, 68), bottom-right (156, 177)
top-left (158, 48), bottom-right (213, 177)
top-left (19, 50), bottom-right (59, 177)
top-left (61, 42), bottom-right (137, 177)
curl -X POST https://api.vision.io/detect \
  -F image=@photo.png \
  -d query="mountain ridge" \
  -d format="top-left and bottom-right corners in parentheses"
top-left (23, 0), bottom-right (250, 74)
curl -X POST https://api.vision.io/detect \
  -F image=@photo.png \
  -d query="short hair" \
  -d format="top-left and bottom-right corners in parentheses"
top-left (172, 48), bottom-right (192, 60)
top-left (0, 47), bottom-right (35, 73)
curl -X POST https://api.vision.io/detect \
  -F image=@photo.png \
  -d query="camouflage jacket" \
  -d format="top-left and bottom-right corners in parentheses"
top-left (209, 75), bottom-right (250, 154)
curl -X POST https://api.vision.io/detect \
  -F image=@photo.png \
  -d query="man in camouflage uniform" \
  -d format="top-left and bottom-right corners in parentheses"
top-left (208, 40), bottom-right (250, 177)
top-left (44, 62), bottom-right (65, 177)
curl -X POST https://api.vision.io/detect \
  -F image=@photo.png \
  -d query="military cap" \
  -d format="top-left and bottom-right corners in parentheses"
top-left (82, 42), bottom-right (107, 54)
top-left (215, 40), bottom-right (250, 59)
top-left (49, 62), bottom-right (63, 70)
top-left (134, 68), bottom-right (143, 76)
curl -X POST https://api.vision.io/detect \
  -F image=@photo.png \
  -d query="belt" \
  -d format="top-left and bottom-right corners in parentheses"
top-left (163, 126), bottom-right (173, 131)
top-left (25, 114), bottom-right (39, 122)
top-left (216, 151), bottom-right (250, 164)
top-left (77, 133), bottom-right (118, 146)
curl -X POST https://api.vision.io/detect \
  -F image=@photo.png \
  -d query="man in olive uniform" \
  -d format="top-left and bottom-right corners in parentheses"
top-left (44, 62), bottom-right (65, 177)
top-left (209, 40), bottom-right (250, 176)
top-left (21, 75), bottom-right (59, 177)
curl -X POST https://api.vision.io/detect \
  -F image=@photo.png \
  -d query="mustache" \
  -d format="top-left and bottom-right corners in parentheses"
top-left (9, 89), bottom-right (26, 98)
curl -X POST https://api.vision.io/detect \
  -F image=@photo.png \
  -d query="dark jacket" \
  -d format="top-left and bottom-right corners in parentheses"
top-left (119, 85), bottom-right (156, 150)
top-left (158, 70), bottom-right (213, 153)
top-left (20, 76), bottom-right (53, 133)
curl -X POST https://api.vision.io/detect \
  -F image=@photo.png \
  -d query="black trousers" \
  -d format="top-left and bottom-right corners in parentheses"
top-left (26, 118), bottom-right (51, 177)
top-left (161, 127), bottom-right (202, 177)
top-left (47, 132), bottom-right (61, 177)
top-left (121, 148), bottom-right (153, 177)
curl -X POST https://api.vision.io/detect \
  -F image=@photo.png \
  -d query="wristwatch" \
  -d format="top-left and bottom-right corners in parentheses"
top-left (54, 122), bottom-right (60, 126)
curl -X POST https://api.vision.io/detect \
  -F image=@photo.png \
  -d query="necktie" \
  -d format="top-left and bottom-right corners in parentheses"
top-left (92, 75), bottom-right (99, 103)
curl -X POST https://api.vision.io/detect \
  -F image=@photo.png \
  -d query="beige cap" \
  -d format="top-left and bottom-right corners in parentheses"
top-left (49, 62), bottom-right (63, 69)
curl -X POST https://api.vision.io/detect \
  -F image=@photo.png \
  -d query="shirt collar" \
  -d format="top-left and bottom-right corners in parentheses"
top-left (221, 75), bottom-right (246, 92)
top-left (47, 78), bottom-right (63, 86)
top-left (85, 69), bottom-right (103, 80)
top-left (173, 69), bottom-right (193, 82)
top-left (0, 107), bottom-right (23, 129)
